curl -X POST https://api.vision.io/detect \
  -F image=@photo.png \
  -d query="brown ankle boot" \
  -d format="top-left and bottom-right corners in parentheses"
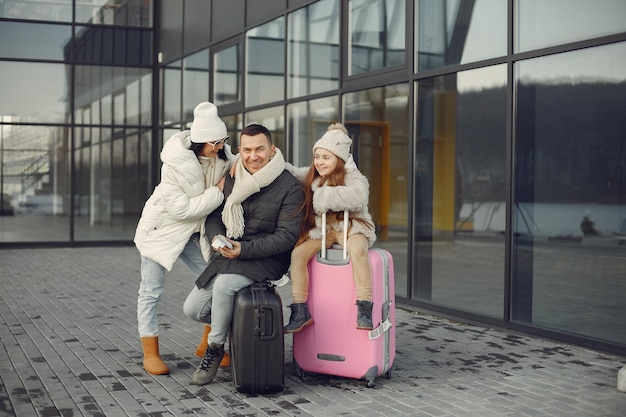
top-left (195, 324), bottom-right (211, 357)
top-left (141, 336), bottom-right (169, 375)
top-left (195, 324), bottom-right (230, 367)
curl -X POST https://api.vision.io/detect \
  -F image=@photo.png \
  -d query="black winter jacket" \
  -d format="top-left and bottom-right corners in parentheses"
top-left (195, 170), bottom-right (304, 288)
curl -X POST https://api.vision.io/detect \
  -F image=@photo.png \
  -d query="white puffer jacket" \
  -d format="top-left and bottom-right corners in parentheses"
top-left (134, 131), bottom-right (231, 270)
top-left (286, 155), bottom-right (376, 247)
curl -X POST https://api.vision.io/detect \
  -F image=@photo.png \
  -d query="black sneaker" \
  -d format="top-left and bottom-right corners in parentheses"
top-left (191, 343), bottom-right (224, 385)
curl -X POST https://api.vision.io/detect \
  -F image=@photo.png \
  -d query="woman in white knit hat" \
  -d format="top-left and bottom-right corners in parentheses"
top-left (134, 102), bottom-right (233, 375)
top-left (284, 122), bottom-right (376, 333)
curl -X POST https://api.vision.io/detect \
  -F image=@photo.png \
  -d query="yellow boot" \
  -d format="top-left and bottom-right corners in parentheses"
top-left (141, 336), bottom-right (169, 375)
top-left (195, 324), bottom-right (230, 367)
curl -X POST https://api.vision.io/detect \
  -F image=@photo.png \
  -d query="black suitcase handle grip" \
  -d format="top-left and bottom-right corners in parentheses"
top-left (257, 304), bottom-right (280, 340)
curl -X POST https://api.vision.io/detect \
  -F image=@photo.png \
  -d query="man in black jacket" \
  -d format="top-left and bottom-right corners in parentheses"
top-left (183, 123), bottom-right (304, 386)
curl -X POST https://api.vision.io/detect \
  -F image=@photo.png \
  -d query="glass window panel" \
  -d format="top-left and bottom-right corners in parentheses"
top-left (74, 26), bottom-right (151, 67)
top-left (113, 91), bottom-right (125, 126)
top-left (288, 0), bottom-right (340, 98)
top-left (414, 65), bottom-right (507, 317)
top-left (516, 0), bottom-right (626, 53)
top-left (183, 49), bottom-right (210, 121)
top-left (0, 21), bottom-right (71, 61)
top-left (162, 62), bottom-right (182, 125)
top-left (246, 17), bottom-right (285, 106)
top-left (0, 0), bottom-right (71, 22)
top-left (126, 78), bottom-right (140, 126)
top-left (140, 73), bottom-right (152, 125)
top-left (343, 84), bottom-right (410, 298)
top-left (416, 0), bottom-right (506, 73)
top-left (245, 106), bottom-right (285, 151)
top-left (0, 62), bottom-right (69, 124)
top-left (221, 114), bottom-right (244, 150)
top-left (287, 97), bottom-right (339, 166)
top-left (138, 130), bottom-right (152, 199)
top-left (213, 44), bottom-right (241, 106)
top-left (75, 0), bottom-right (153, 27)
top-left (513, 42), bottom-right (626, 345)
top-left (349, 0), bottom-right (405, 76)
top-left (0, 125), bottom-right (70, 242)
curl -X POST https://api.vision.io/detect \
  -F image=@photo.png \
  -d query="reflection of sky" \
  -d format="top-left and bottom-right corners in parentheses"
top-left (0, 62), bottom-right (67, 123)
top-left (516, 0), bottom-right (626, 52)
top-left (457, 0), bottom-right (626, 91)
top-left (518, 42), bottom-right (626, 84)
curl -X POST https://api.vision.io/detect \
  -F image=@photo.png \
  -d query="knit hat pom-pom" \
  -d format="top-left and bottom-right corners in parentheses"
top-left (327, 122), bottom-right (348, 136)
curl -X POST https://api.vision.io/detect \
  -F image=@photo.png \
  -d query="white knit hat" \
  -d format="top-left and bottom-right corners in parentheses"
top-left (313, 123), bottom-right (352, 162)
top-left (190, 102), bottom-right (227, 143)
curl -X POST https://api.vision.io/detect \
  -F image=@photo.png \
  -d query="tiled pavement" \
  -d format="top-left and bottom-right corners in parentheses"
top-left (1, 246), bottom-right (625, 417)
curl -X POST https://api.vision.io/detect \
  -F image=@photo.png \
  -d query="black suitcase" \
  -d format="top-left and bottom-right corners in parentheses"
top-left (231, 282), bottom-right (284, 394)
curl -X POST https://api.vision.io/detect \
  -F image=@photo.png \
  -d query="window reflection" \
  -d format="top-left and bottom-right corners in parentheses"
top-left (288, 0), bottom-right (340, 98)
top-left (0, 124), bottom-right (70, 242)
top-left (349, 0), bottom-right (405, 75)
top-left (343, 84), bottom-right (410, 297)
top-left (287, 97), bottom-right (339, 165)
top-left (414, 66), bottom-right (507, 317)
top-left (246, 17), bottom-right (285, 106)
top-left (0, 21), bottom-right (71, 61)
top-left (75, 0), bottom-right (153, 27)
top-left (513, 42), bottom-right (626, 343)
top-left (213, 44), bottom-right (241, 106)
top-left (0, 62), bottom-right (69, 124)
top-left (515, 0), bottom-right (626, 53)
top-left (245, 106), bottom-right (285, 151)
top-left (0, 0), bottom-right (72, 22)
top-left (162, 61), bottom-right (182, 125)
top-left (74, 26), bottom-right (152, 67)
top-left (416, 0), bottom-right (506, 72)
top-left (183, 50), bottom-right (210, 121)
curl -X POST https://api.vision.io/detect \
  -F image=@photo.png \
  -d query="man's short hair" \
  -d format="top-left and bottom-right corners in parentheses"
top-left (241, 124), bottom-right (272, 144)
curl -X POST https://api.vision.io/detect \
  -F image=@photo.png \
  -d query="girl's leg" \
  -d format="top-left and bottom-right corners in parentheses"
top-left (290, 238), bottom-right (322, 303)
top-left (346, 233), bottom-right (372, 302)
top-left (284, 239), bottom-right (321, 333)
top-left (346, 233), bottom-right (374, 330)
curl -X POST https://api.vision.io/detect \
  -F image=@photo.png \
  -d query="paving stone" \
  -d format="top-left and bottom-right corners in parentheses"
top-left (1, 247), bottom-right (626, 416)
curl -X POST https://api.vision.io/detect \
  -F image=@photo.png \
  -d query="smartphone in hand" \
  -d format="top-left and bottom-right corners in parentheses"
top-left (212, 234), bottom-right (234, 250)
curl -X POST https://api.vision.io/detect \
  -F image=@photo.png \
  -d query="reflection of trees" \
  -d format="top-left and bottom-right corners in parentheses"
top-left (457, 82), bottom-right (626, 205)
top-left (457, 86), bottom-right (507, 203)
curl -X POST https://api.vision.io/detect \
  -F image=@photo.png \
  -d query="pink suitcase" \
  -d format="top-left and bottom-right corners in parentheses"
top-left (292, 212), bottom-right (396, 387)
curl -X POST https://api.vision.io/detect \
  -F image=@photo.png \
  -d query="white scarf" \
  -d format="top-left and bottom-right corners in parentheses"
top-left (222, 148), bottom-right (286, 238)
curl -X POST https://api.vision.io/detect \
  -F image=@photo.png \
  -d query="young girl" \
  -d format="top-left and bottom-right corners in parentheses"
top-left (284, 123), bottom-right (376, 333)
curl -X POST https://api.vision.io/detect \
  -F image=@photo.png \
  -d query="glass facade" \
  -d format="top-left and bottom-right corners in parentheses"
top-left (1, 0), bottom-right (625, 355)
top-left (0, 1), bottom-right (153, 243)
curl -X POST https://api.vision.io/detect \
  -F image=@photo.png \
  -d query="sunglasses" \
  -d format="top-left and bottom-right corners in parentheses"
top-left (209, 136), bottom-right (229, 148)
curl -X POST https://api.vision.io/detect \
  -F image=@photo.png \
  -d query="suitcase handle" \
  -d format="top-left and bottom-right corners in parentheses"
top-left (250, 283), bottom-right (281, 341)
top-left (257, 305), bottom-right (280, 341)
top-left (321, 210), bottom-right (349, 260)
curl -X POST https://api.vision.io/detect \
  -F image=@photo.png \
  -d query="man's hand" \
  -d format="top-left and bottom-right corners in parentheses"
top-left (218, 239), bottom-right (241, 259)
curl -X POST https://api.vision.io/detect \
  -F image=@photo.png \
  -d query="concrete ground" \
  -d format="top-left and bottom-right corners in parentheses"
top-left (1, 246), bottom-right (625, 417)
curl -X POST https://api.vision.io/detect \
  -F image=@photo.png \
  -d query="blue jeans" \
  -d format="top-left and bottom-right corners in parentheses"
top-left (183, 273), bottom-right (253, 346)
top-left (137, 235), bottom-right (208, 337)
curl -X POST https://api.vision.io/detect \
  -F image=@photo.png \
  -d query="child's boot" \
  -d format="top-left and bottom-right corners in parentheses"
top-left (284, 303), bottom-right (313, 333)
top-left (356, 300), bottom-right (373, 330)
